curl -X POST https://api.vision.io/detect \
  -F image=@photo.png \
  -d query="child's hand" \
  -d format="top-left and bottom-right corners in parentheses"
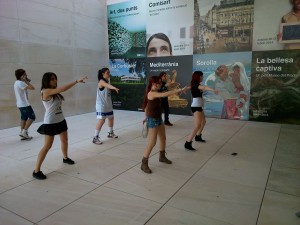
top-left (77, 76), bottom-right (88, 83)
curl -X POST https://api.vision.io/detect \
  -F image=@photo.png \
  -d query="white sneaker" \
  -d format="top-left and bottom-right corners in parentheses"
top-left (92, 136), bottom-right (103, 145)
top-left (107, 131), bottom-right (118, 138)
top-left (20, 130), bottom-right (32, 139)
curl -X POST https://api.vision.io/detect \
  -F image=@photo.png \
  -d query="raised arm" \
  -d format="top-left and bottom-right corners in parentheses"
top-left (44, 76), bottom-right (88, 99)
top-left (198, 84), bottom-right (218, 94)
top-left (99, 79), bottom-right (119, 93)
top-left (21, 74), bottom-right (35, 90)
top-left (148, 86), bottom-right (189, 99)
top-left (24, 79), bottom-right (35, 90)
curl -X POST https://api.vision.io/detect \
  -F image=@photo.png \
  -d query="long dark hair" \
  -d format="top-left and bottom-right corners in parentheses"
top-left (142, 76), bottom-right (161, 110)
top-left (98, 67), bottom-right (109, 81)
top-left (41, 72), bottom-right (64, 100)
top-left (191, 71), bottom-right (203, 87)
top-left (146, 33), bottom-right (172, 55)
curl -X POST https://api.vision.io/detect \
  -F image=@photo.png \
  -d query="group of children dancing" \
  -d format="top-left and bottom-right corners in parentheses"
top-left (14, 68), bottom-right (219, 179)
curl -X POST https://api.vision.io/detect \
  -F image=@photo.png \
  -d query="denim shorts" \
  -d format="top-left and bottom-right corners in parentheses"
top-left (147, 117), bottom-right (163, 128)
top-left (19, 105), bottom-right (36, 121)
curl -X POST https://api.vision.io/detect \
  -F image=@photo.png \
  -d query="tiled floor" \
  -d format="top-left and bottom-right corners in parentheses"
top-left (0, 110), bottom-right (299, 225)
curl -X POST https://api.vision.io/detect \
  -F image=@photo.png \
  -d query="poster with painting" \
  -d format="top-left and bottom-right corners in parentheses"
top-left (146, 55), bottom-right (193, 115)
top-left (193, 51), bottom-right (252, 120)
top-left (194, 0), bottom-right (254, 54)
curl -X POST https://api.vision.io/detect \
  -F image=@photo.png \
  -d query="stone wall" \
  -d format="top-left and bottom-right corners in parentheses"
top-left (0, 0), bottom-right (108, 129)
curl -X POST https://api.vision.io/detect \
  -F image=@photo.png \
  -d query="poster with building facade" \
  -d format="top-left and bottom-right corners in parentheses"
top-left (194, 0), bottom-right (254, 54)
top-left (109, 58), bottom-right (146, 110)
top-left (107, 0), bottom-right (300, 125)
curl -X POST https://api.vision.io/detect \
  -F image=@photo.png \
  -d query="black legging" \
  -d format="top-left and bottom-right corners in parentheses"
top-left (161, 97), bottom-right (169, 122)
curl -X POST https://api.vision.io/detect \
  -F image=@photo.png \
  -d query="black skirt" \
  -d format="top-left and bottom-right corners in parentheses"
top-left (37, 119), bottom-right (68, 136)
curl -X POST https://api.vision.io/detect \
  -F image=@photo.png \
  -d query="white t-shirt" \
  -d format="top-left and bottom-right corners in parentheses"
top-left (14, 80), bottom-right (30, 107)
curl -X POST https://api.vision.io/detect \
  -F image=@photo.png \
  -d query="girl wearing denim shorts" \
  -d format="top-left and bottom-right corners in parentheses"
top-left (140, 75), bottom-right (189, 173)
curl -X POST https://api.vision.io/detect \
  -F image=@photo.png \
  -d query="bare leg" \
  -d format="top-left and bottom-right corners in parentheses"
top-left (157, 124), bottom-right (166, 151)
top-left (196, 111), bottom-right (206, 136)
top-left (143, 127), bottom-right (158, 158)
top-left (59, 130), bottom-right (68, 159)
top-left (141, 125), bottom-right (159, 173)
top-left (157, 123), bottom-right (172, 163)
top-left (96, 118), bottom-right (105, 131)
top-left (20, 120), bottom-right (26, 131)
top-left (35, 135), bottom-right (54, 172)
top-left (24, 119), bottom-right (34, 130)
top-left (108, 117), bottom-right (114, 128)
top-left (187, 111), bottom-right (202, 142)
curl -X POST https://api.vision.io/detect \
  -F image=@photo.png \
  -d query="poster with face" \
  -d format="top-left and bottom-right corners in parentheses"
top-left (146, 0), bottom-right (194, 57)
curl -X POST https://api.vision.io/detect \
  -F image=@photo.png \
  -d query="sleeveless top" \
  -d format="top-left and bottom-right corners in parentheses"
top-left (191, 82), bottom-right (204, 107)
top-left (96, 78), bottom-right (113, 112)
top-left (146, 97), bottom-right (161, 119)
top-left (41, 90), bottom-right (64, 124)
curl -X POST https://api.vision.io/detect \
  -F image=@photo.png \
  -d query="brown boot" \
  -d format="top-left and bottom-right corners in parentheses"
top-left (141, 157), bottom-right (152, 173)
top-left (159, 151), bottom-right (172, 164)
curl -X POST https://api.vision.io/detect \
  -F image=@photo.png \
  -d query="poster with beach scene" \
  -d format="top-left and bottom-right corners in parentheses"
top-left (193, 51), bottom-right (252, 120)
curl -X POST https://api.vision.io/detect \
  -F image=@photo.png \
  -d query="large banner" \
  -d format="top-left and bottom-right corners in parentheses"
top-left (108, 0), bottom-right (146, 59)
top-left (252, 0), bottom-right (300, 51)
top-left (194, 0), bottom-right (254, 54)
top-left (107, 0), bottom-right (300, 125)
top-left (146, 0), bottom-right (194, 57)
top-left (109, 58), bottom-right (146, 111)
top-left (146, 55), bottom-right (193, 115)
top-left (193, 52), bottom-right (252, 120)
top-left (250, 50), bottom-right (300, 124)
